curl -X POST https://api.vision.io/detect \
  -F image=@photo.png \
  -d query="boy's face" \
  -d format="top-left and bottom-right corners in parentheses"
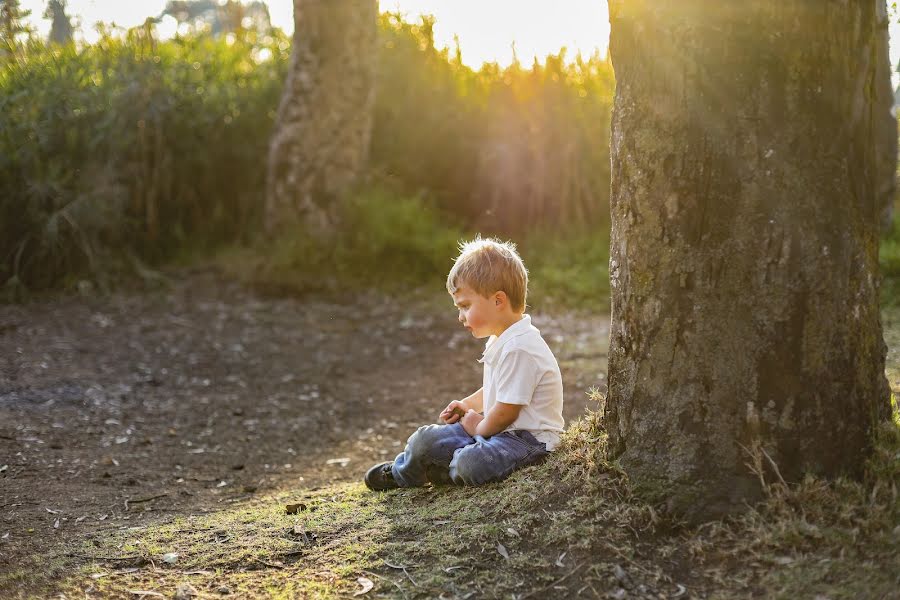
top-left (451, 284), bottom-right (499, 339)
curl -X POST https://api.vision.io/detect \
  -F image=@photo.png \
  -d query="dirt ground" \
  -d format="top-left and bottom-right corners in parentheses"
top-left (0, 269), bottom-right (609, 592)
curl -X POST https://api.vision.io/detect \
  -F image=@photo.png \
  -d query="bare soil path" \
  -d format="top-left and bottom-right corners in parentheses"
top-left (0, 270), bottom-right (609, 590)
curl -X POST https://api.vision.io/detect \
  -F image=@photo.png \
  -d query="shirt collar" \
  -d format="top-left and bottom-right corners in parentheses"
top-left (478, 314), bottom-right (533, 365)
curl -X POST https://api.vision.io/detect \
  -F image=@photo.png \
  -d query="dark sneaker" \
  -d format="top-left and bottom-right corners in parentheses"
top-left (365, 461), bottom-right (399, 491)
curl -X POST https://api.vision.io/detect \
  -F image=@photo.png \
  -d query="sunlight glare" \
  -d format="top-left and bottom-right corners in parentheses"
top-left (17, 0), bottom-right (900, 79)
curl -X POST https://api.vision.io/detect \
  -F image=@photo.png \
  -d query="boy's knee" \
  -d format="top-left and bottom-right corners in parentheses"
top-left (449, 446), bottom-right (492, 486)
top-left (406, 424), bottom-right (444, 456)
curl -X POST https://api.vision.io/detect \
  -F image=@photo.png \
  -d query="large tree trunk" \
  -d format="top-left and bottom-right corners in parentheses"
top-left (875, 0), bottom-right (897, 232)
top-left (605, 0), bottom-right (891, 522)
top-left (265, 0), bottom-right (377, 234)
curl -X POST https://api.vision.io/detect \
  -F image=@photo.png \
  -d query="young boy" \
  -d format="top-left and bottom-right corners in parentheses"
top-left (364, 238), bottom-right (564, 490)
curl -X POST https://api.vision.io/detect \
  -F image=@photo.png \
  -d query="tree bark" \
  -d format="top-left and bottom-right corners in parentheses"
top-left (605, 0), bottom-right (891, 522)
top-left (265, 0), bottom-right (377, 234)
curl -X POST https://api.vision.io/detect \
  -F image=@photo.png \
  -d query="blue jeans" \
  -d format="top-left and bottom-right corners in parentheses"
top-left (391, 422), bottom-right (550, 487)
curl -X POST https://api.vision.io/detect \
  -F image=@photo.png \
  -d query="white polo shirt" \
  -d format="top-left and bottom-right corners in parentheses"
top-left (479, 314), bottom-right (565, 451)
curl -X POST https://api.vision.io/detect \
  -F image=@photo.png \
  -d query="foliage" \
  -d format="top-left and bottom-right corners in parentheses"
top-left (0, 0), bottom-right (32, 52)
top-left (373, 13), bottom-right (615, 232)
top-left (222, 188), bottom-right (465, 296)
top-left (0, 25), bottom-right (289, 292)
top-left (522, 225), bottom-right (611, 313)
top-left (880, 204), bottom-right (900, 305)
top-left (1, 12), bottom-right (616, 295)
top-left (221, 186), bottom-right (611, 314)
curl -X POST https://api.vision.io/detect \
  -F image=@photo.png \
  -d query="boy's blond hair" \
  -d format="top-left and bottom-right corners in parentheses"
top-left (446, 237), bottom-right (528, 312)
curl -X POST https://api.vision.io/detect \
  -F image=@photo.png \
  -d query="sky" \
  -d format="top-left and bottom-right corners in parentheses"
top-left (17, 0), bottom-right (900, 83)
top-left (19, 0), bottom-right (610, 67)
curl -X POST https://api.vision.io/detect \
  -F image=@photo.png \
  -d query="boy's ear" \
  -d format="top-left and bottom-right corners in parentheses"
top-left (494, 291), bottom-right (507, 306)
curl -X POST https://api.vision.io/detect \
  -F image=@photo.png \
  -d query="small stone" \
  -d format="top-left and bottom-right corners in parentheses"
top-left (174, 583), bottom-right (198, 599)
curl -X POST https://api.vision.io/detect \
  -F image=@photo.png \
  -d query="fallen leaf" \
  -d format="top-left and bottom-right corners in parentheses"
top-left (129, 592), bottom-right (164, 598)
top-left (506, 527), bottom-right (520, 537)
top-left (53, 519), bottom-right (60, 529)
top-left (497, 543), bottom-right (509, 560)
top-left (0, 465), bottom-right (7, 473)
top-left (774, 556), bottom-right (794, 565)
top-left (326, 458), bottom-right (351, 467)
top-left (90, 572), bottom-right (107, 580)
top-left (284, 503), bottom-right (307, 514)
top-left (98, 514), bottom-right (108, 521)
top-left (432, 520), bottom-right (451, 525)
top-left (555, 552), bottom-right (567, 567)
top-left (162, 552), bottom-right (178, 564)
top-left (353, 576), bottom-right (374, 596)
top-left (46, 508), bottom-right (60, 514)
top-left (75, 516), bottom-right (86, 523)
top-left (182, 570), bottom-right (214, 576)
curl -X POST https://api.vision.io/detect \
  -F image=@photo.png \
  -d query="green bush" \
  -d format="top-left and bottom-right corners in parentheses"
top-left (522, 225), bottom-right (610, 313)
top-left (224, 187), bottom-right (611, 313)
top-left (226, 188), bottom-right (465, 294)
top-left (880, 208), bottom-right (900, 305)
top-left (1, 13), bottom-right (616, 294)
top-left (373, 13), bottom-right (615, 232)
top-left (0, 25), bottom-right (289, 290)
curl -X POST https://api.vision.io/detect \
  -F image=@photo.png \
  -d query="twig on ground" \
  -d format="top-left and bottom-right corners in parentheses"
top-left (759, 446), bottom-right (788, 488)
top-left (363, 570), bottom-right (409, 600)
top-left (384, 560), bottom-right (419, 586)
top-left (520, 562), bottom-right (585, 599)
top-left (124, 493), bottom-right (168, 511)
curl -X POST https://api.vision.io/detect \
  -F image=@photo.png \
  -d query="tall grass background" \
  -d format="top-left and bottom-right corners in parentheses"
top-left (1, 11), bottom-right (616, 306)
top-left (3, 11), bottom-right (895, 310)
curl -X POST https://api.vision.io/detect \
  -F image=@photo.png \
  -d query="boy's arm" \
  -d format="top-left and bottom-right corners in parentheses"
top-left (461, 387), bottom-right (484, 412)
top-left (472, 401), bottom-right (522, 438)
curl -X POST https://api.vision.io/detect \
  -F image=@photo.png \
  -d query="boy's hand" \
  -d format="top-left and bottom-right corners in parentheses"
top-left (460, 409), bottom-right (484, 437)
top-left (440, 401), bottom-right (468, 424)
